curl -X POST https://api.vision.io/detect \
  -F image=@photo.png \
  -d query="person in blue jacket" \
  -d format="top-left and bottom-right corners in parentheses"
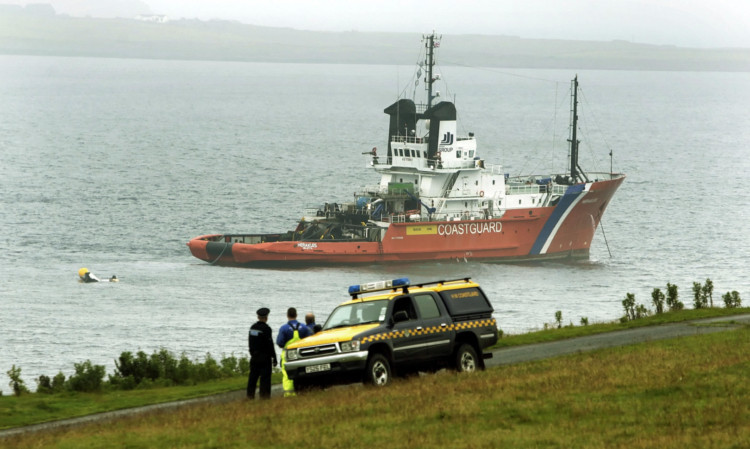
top-left (277, 307), bottom-right (311, 348)
top-left (277, 307), bottom-right (311, 396)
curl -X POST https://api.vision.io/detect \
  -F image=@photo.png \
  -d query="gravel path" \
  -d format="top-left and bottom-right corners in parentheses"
top-left (3, 313), bottom-right (748, 439)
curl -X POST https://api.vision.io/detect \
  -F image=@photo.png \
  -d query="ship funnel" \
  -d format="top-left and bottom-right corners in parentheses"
top-left (384, 99), bottom-right (417, 156)
top-left (424, 101), bottom-right (456, 161)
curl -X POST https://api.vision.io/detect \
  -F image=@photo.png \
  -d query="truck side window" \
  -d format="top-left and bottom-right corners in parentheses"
top-left (391, 297), bottom-right (417, 320)
top-left (414, 294), bottom-right (440, 319)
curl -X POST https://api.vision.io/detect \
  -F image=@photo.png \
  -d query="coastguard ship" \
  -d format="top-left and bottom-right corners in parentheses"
top-left (187, 33), bottom-right (625, 267)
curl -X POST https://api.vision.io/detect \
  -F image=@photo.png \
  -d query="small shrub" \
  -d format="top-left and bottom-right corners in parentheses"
top-left (693, 281), bottom-right (708, 309)
top-left (666, 282), bottom-right (683, 311)
top-left (622, 293), bottom-right (636, 321)
top-left (580, 317), bottom-right (589, 326)
top-left (554, 311), bottom-right (563, 329)
top-left (651, 288), bottom-right (665, 314)
top-left (622, 293), bottom-right (649, 321)
top-left (176, 353), bottom-right (194, 384)
top-left (220, 354), bottom-right (240, 377)
top-left (51, 372), bottom-right (66, 393)
top-left (723, 291), bottom-right (742, 308)
top-left (702, 279), bottom-right (714, 308)
top-left (7, 365), bottom-right (29, 396)
top-left (238, 355), bottom-right (250, 375)
top-left (197, 353), bottom-right (223, 382)
top-left (67, 360), bottom-right (106, 392)
top-left (109, 374), bottom-right (137, 390)
top-left (114, 351), bottom-right (147, 384)
top-left (150, 348), bottom-right (178, 382)
top-left (36, 375), bottom-right (53, 394)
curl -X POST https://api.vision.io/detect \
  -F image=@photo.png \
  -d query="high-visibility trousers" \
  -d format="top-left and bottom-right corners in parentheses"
top-left (281, 330), bottom-right (301, 397)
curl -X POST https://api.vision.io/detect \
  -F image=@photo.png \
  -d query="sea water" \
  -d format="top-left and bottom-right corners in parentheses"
top-left (1, 55), bottom-right (749, 389)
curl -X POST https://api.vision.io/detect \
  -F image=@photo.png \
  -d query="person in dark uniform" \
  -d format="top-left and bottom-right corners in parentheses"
top-left (247, 307), bottom-right (277, 400)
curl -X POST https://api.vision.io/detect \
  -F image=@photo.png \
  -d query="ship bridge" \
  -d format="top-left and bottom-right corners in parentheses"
top-left (378, 98), bottom-right (479, 171)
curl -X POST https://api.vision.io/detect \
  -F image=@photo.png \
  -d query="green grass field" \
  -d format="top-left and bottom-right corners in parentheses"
top-left (2, 308), bottom-right (748, 448)
top-left (4, 325), bottom-right (748, 448)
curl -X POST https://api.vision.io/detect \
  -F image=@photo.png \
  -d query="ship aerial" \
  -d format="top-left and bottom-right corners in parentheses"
top-left (187, 32), bottom-right (626, 267)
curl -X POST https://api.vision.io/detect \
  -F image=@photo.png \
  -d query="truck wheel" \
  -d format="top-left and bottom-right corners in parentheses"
top-left (455, 344), bottom-right (479, 373)
top-left (364, 353), bottom-right (391, 386)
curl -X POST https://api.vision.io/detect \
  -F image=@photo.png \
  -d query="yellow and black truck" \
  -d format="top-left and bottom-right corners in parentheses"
top-left (284, 277), bottom-right (498, 387)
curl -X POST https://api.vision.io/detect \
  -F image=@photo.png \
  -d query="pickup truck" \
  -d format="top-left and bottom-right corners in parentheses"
top-left (284, 277), bottom-right (498, 387)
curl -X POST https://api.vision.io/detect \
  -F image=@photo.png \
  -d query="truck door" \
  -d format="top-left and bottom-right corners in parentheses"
top-left (390, 295), bottom-right (431, 363)
top-left (413, 293), bottom-right (453, 358)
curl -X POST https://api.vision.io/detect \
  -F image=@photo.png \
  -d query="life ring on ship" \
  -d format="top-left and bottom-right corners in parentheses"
top-left (479, 190), bottom-right (485, 197)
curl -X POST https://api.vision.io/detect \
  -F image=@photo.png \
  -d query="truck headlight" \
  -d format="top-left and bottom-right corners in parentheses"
top-left (340, 340), bottom-right (360, 353)
top-left (286, 349), bottom-right (299, 361)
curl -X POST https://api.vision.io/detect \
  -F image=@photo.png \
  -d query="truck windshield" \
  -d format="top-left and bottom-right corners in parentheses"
top-left (323, 300), bottom-right (388, 330)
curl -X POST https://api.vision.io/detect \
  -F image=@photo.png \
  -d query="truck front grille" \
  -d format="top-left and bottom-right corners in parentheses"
top-left (298, 344), bottom-right (338, 358)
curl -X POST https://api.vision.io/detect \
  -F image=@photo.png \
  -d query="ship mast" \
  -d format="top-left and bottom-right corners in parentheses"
top-left (424, 32), bottom-right (440, 109)
top-left (568, 76), bottom-right (589, 183)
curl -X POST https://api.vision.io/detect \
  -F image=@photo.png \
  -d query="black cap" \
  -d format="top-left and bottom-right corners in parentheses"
top-left (256, 307), bottom-right (270, 317)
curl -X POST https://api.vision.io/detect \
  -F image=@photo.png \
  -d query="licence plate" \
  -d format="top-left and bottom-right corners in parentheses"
top-left (305, 363), bottom-right (331, 373)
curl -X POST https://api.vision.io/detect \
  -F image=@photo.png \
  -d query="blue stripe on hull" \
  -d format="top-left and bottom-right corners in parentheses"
top-left (529, 184), bottom-right (585, 255)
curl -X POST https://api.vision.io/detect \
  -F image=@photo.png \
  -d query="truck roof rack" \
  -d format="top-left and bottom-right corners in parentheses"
top-left (412, 277), bottom-right (473, 288)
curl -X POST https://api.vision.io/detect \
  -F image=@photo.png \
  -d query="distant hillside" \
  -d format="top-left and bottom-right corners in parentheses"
top-left (2, 5), bottom-right (749, 71)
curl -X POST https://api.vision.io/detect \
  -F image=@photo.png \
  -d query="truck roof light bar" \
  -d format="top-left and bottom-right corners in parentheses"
top-left (349, 277), bottom-right (410, 298)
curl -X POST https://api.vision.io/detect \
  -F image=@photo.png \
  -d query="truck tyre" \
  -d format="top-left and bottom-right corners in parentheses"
top-left (455, 344), bottom-right (479, 373)
top-left (364, 353), bottom-right (392, 386)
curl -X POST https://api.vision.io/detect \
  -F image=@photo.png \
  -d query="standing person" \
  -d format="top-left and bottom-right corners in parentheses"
top-left (304, 312), bottom-right (320, 334)
top-left (247, 307), bottom-right (277, 400)
top-left (277, 307), bottom-right (311, 397)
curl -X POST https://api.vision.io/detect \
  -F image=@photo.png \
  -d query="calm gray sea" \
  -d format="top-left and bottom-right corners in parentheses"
top-left (1, 55), bottom-right (749, 390)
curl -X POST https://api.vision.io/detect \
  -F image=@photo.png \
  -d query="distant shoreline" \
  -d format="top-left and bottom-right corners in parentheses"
top-left (2, 5), bottom-right (750, 72)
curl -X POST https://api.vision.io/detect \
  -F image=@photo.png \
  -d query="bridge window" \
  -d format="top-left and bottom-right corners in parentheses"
top-left (456, 150), bottom-right (462, 158)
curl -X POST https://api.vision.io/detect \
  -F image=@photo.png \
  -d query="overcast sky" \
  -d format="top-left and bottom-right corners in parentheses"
top-left (7, 0), bottom-right (750, 48)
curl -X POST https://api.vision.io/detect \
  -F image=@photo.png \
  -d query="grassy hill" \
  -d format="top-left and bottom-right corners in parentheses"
top-left (2, 5), bottom-right (750, 71)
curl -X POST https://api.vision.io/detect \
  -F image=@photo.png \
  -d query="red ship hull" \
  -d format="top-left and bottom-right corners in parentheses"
top-left (187, 176), bottom-right (624, 267)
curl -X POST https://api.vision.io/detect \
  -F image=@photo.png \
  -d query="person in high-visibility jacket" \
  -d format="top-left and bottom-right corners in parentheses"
top-left (277, 307), bottom-right (311, 396)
